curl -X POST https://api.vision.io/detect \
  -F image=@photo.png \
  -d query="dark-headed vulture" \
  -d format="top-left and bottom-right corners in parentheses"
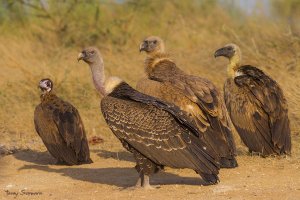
top-left (78, 47), bottom-right (220, 188)
top-left (34, 79), bottom-right (93, 165)
top-left (137, 36), bottom-right (237, 168)
top-left (214, 43), bottom-right (291, 156)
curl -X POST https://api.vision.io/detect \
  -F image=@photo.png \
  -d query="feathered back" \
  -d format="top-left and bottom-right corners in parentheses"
top-left (101, 82), bottom-right (220, 182)
top-left (225, 65), bottom-right (291, 155)
top-left (34, 93), bottom-right (92, 165)
top-left (137, 53), bottom-right (238, 168)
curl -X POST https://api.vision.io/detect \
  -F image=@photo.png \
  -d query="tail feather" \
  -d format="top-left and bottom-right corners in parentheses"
top-left (198, 171), bottom-right (219, 185)
top-left (79, 157), bottom-right (93, 164)
top-left (220, 157), bottom-right (238, 168)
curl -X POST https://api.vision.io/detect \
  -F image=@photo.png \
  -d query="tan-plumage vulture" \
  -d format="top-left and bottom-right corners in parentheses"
top-left (214, 44), bottom-right (291, 156)
top-left (137, 36), bottom-right (237, 168)
top-left (78, 47), bottom-right (220, 188)
top-left (34, 79), bottom-right (93, 165)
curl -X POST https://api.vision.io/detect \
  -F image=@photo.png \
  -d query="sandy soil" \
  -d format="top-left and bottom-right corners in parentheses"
top-left (1, 145), bottom-right (300, 200)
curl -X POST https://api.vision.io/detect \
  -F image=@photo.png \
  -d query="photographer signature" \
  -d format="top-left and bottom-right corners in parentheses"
top-left (4, 189), bottom-right (43, 198)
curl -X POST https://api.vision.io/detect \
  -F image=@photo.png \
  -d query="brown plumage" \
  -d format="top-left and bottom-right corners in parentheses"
top-left (214, 44), bottom-right (291, 156)
top-left (138, 36), bottom-right (237, 168)
top-left (34, 79), bottom-right (92, 165)
top-left (78, 47), bottom-right (220, 188)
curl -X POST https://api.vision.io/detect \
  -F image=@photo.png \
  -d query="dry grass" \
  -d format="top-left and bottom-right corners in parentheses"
top-left (0, 3), bottom-right (299, 158)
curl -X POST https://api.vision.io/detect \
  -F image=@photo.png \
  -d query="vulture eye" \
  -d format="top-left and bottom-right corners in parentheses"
top-left (90, 50), bottom-right (95, 54)
top-left (153, 40), bottom-right (157, 44)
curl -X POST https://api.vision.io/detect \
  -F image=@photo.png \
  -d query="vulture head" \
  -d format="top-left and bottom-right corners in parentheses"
top-left (39, 78), bottom-right (53, 93)
top-left (214, 44), bottom-right (241, 59)
top-left (139, 36), bottom-right (165, 55)
top-left (214, 43), bottom-right (242, 73)
top-left (77, 47), bottom-right (102, 64)
top-left (78, 46), bottom-right (121, 96)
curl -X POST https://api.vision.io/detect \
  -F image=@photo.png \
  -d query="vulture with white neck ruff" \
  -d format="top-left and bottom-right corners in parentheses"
top-left (137, 36), bottom-right (237, 168)
top-left (214, 43), bottom-right (291, 156)
top-left (78, 47), bottom-right (220, 188)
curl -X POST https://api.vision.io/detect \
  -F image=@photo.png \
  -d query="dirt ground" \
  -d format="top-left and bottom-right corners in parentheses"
top-left (1, 142), bottom-right (300, 200)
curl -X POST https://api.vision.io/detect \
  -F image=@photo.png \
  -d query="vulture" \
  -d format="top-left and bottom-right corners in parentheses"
top-left (78, 47), bottom-right (220, 188)
top-left (34, 79), bottom-right (93, 165)
top-left (137, 36), bottom-right (237, 168)
top-left (214, 43), bottom-right (291, 156)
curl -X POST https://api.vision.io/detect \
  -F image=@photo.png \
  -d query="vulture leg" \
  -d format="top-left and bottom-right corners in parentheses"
top-left (125, 173), bottom-right (143, 190)
top-left (141, 174), bottom-right (153, 189)
top-left (132, 150), bottom-right (160, 189)
top-left (129, 172), bottom-right (155, 190)
top-left (134, 172), bottom-right (143, 188)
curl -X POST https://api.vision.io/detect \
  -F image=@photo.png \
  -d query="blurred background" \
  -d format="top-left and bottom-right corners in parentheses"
top-left (0, 0), bottom-right (299, 154)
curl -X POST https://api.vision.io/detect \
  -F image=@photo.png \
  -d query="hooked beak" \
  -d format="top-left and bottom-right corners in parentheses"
top-left (139, 41), bottom-right (147, 52)
top-left (77, 52), bottom-right (85, 62)
top-left (214, 47), bottom-right (229, 58)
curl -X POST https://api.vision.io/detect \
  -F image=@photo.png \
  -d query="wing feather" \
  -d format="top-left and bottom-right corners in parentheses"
top-left (52, 104), bottom-right (84, 155)
top-left (101, 93), bottom-right (219, 174)
top-left (34, 95), bottom-right (91, 164)
top-left (225, 66), bottom-right (291, 155)
top-left (142, 59), bottom-right (237, 166)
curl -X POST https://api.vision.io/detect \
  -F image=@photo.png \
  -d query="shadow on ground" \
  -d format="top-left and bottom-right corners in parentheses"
top-left (13, 149), bottom-right (55, 165)
top-left (92, 149), bottom-right (135, 163)
top-left (18, 164), bottom-right (206, 188)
